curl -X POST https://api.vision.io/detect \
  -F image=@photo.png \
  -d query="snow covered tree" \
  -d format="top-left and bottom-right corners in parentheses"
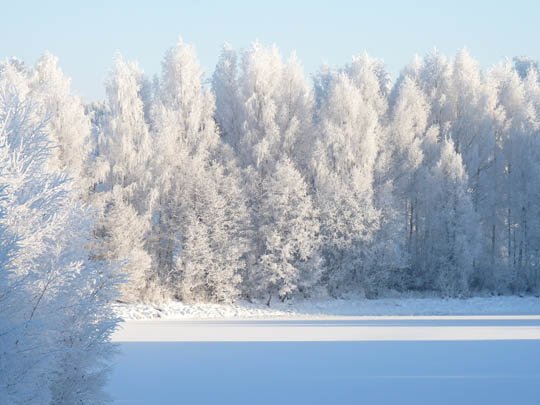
top-left (95, 189), bottom-right (152, 302)
top-left (0, 58), bottom-right (118, 404)
top-left (313, 68), bottom-right (382, 296)
top-left (150, 40), bottom-right (248, 302)
top-left (488, 61), bottom-right (540, 292)
top-left (32, 52), bottom-right (92, 190)
top-left (93, 55), bottom-right (155, 302)
top-left (212, 42), bottom-right (319, 300)
top-left (154, 39), bottom-right (218, 161)
top-left (150, 40), bottom-right (216, 280)
top-left (396, 49), bottom-right (502, 292)
top-left (213, 42), bottom-right (315, 175)
top-left (102, 55), bottom-right (154, 209)
top-left (253, 158), bottom-right (321, 303)
top-left (345, 52), bottom-right (390, 119)
top-left (377, 76), bottom-right (431, 288)
top-left (421, 139), bottom-right (479, 295)
top-left (212, 44), bottom-right (244, 150)
top-left (172, 159), bottom-right (249, 303)
top-left (5, 41), bottom-right (538, 315)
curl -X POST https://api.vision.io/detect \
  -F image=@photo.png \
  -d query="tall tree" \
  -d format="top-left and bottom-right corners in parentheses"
top-left (378, 76), bottom-right (431, 289)
top-left (151, 40), bottom-right (248, 302)
top-left (422, 139), bottom-right (479, 295)
top-left (94, 55), bottom-right (154, 302)
top-left (313, 66), bottom-right (382, 296)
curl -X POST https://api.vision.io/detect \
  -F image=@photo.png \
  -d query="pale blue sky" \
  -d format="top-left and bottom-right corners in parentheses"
top-left (1, 0), bottom-right (538, 100)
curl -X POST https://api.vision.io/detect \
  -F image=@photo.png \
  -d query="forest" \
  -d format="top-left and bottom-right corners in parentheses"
top-left (92, 41), bottom-right (540, 302)
top-left (2, 39), bottom-right (540, 402)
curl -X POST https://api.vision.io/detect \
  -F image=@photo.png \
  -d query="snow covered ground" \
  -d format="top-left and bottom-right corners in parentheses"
top-left (108, 339), bottom-right (540, 404)
top-left (114, 296), bottom-right (540, 320)
top-left (112, 316), bottom-right (540, 342)
top-left (108, 297), bottom-right (540, 404)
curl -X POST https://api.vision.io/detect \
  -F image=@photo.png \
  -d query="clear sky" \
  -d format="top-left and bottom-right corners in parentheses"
top-left (1, 0), bottom-right (538, 101)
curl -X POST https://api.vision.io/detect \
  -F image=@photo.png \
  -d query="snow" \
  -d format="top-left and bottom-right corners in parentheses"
top-left (107, 340), bottom-right (540, 404)
top-left (109, 297), bottom-right (540, 404)
top-left (114, 296), bottom-right (540, 321)
top-left (112, 317), bottom-right (540, 342)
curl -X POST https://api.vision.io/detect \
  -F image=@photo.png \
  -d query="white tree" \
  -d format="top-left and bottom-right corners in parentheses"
top-left (213, 42), bottom-right (320, 300)
top-left (96, 189), bottom-right (152, 302)
top-left (397, 50), bottom-right (502, 292)
top-left (94, 55), bottom-right (155, 302)
top-left (313, 68), bottom-right (382, 296)
top-left (376, 76), bottom-right (430, 289)
top-left (422, 139), bottom-right (479, 295)
top-left (150, 40), bottom-right (218, 278)
top-left (254, 158), bottom-right (321, 303)
top-left (154, 39), bottom-right (218, 161)
top-left (212, 43), bottom-right (244, 150)
top-left (150, 40), bottom-right (248, 302)
top-left (488, 61), bottom-right (540, 291)
top-left (0, 59), bottom-right (118, 404)
top-left (32, 52), bottom-right (92, 190)
top-left (173, 159), bottom-right (248, 303)
top-left (102, 55), bottom-right (153, 207)
top-left (213, 42), bottom-right (315, 174)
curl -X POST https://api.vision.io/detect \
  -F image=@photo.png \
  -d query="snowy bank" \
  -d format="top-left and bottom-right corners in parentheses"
top-left (114, 296), bottom-right (540, 321)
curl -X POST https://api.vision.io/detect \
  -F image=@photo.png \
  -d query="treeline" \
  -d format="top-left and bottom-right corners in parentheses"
top-left (88, 41), bottom-right (540, 302)
top-left (8, 40), bottom-right (540, 308)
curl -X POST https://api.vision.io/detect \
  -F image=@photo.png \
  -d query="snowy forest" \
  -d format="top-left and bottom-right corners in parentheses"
top-left (93, 41), bottom-right (540, 303)
top-left (2, 39), bottom-right (540, 401)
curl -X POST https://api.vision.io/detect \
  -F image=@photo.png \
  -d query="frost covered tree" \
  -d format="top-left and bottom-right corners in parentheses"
top-left (101, 55), bottom-right (154, 209)
top-left (377, 76), bottom-right (431, 288)
top-left (396, 50), bottom-right (502, 292)
top-left (488, 61), bottom-right (540, 291)
top-left (253, 158), bottom-right (321, 303)
top-left (212, 43), bottom-right (244, 150)
top-left (172, 158), bottom-right (249, 303)
top-left (420, 139), bottom-right (479, 295)
top-left (95, 190), bottom-right (152, 302)
top-left (32, 52), bottom-right (92, 190)
top-left (150, 40), bottom-right (248, 302)
top-left (150, 40), bottom-right (216, 277)
top-left (213, 42), bottom-right (315, 174)
top-left (67, 44), bottom-right (540, 299)
top-left (93, 55), bottom-right (154, 302)
top-left (0, 58), bottom-right (118, 404)
top-left (313, 65), bottom-right (383, 296)
top-left (213, 42), bottom-right (318, 300)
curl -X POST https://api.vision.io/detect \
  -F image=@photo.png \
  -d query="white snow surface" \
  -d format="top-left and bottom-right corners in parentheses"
top-left (109, 297), bottom-right (540, 404)
top-left (108, 339), bottom-right (540, 405)
top-left (112, 296), bottom-right (540, 342)
top-left (114, 296), bottom-right (540, 321)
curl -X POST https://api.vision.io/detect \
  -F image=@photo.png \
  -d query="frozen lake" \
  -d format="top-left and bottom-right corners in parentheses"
top-left (108, 317), bottom-right (540, 404)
